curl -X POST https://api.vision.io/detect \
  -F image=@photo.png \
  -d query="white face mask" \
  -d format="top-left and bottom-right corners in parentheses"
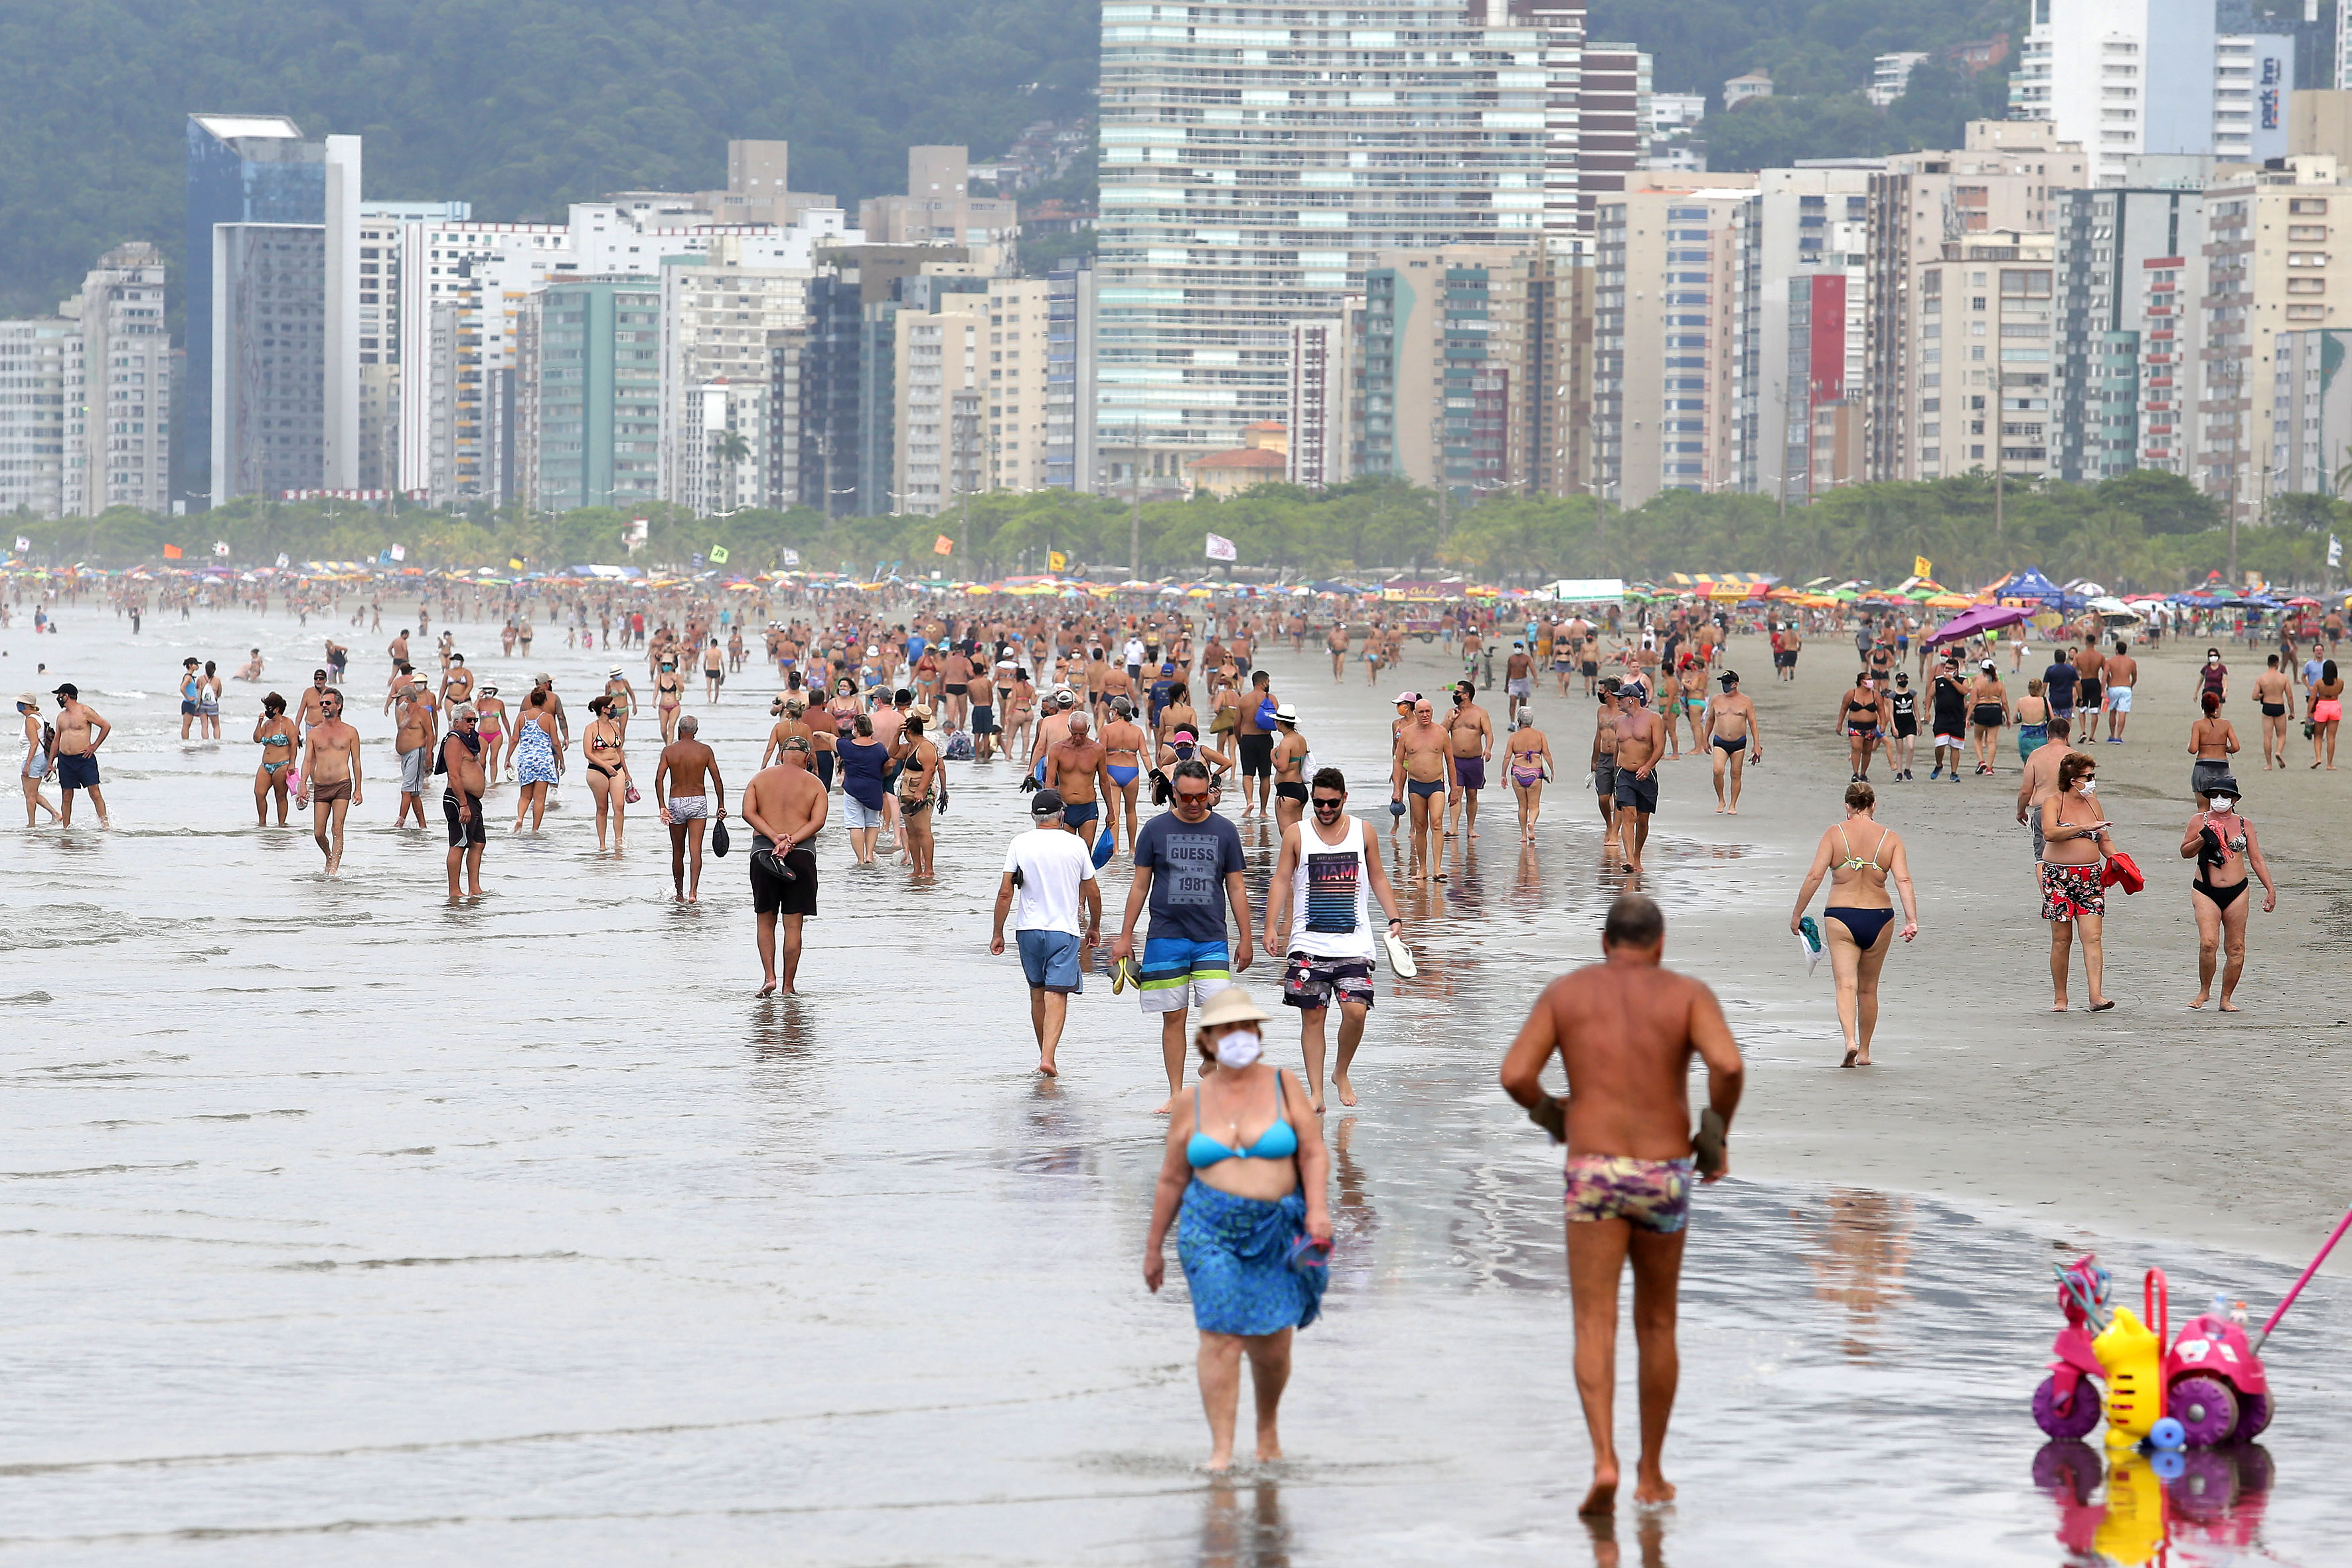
top-left (2078, 779), bottom-right (2097, 795)
top-left (2208, 797), bottom-right (2233, 812)
top-left (1214, 1029), bottom-right (1263, 1070)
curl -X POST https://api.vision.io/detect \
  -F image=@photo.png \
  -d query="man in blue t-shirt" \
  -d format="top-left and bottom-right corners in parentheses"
top-left (1110, 758), bottom-right (1255, 1110)
top-left (2043, 655), bottom-right (2080, 721)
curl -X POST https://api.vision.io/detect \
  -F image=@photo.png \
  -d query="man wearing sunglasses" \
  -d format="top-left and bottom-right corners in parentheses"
top-left (1265, 767), bottom-right (1405, 1113)
top-left (1112, 759), bottom-right (1254, 1111)
top-left (297, 688), bottom-right (363, 874)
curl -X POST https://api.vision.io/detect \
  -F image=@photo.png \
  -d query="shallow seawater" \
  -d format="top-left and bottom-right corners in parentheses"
top-left (3, 606), bottom-right (2348, 1564)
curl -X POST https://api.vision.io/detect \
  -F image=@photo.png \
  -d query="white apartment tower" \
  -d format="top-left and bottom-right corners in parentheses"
top-left (0, 319), bottom-right (80, 518)
top-left (71, 242), bottom-right (172, 514)
top-left (1095, 0), bottom-right (1555, 487)
top-left (2021, 0), bottom-right (2217, 186)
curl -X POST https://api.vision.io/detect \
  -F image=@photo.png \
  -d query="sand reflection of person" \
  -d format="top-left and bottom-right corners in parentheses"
top-left (1787, 781), bottom-right (1917, 1068)
top-left (1803, 1188), bottom-right (1917, 1359)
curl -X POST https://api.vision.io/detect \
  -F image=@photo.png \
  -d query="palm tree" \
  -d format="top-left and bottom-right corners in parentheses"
top-left (708, 428), bottom-right (752, 514)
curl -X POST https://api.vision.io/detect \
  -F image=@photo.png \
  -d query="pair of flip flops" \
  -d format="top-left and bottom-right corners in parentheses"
top-left (1110, 955), bottom-right (1142, 993)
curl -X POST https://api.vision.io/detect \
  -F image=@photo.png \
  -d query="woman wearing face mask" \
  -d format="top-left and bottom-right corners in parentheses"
top-left (2179, 774), bottom-right (2275, 1010)
top-left (2198, 647), bottom-right (2229, 712)
top-left (653, 657), bottom-right (685, 744)
top-left (2309, 659), bottom-right (2342, 769)
top-left (2039, 751), bottom-right (2116, 1012)
top-left (1143, 987), bottom-right (1330, 1472)
top-left (2188, 690), bottom-right (2240, 806)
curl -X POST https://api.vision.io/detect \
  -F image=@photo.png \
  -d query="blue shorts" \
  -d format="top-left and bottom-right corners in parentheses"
top-left (1062, 801), bottom-right (1100, 828)
top-left (1017, 929), bottom-right (1085, 993)
top-left (1140, 935), bottom-right (1232, 1014)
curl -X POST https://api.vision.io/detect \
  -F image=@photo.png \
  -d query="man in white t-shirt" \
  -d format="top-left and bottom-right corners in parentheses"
top-left (990, 787), bottom-right (1103, 1077)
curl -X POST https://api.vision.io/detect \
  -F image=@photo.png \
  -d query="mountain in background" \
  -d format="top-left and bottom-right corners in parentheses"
top-left (0, 0), bottom-right (1098, 320)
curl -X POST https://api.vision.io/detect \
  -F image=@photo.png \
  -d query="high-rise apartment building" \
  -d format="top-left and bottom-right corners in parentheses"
top-left (1747, 168), bottom-right (1872, 500)
top-left (1594, 179), bottom-right (1757, 505)
top-left (2214, 34), bottom-right (2296, 163)
top-left (2199, 155), bottom-right (2352, 514)
top-left (1356, 247), bottom-right (1575, 495)
top-left (2023, 0), bottom-right (2216, 187)
top-left (2136, 255), bottom-right (2198, 473)
top-left (72, 242), bottom-right (173, 514)
top-left (1862, 123), bottom-right (2086, 480)
top-left (1044, 260), bottom-right (1099, 492)
top-left (516, 275), bottom-right (664, 512)
top-left (2271, 326), bottom-right (2352, 494)
top-left (211, 225), bottom-right (327, 505)
top-left (1095, 0), bottom-right (1552, 484)
top-left (980, 277), bottom-right (1056, 494)
top-left (0, 319), bottom-right (81, 518)
top-left (660, 246), bottom-right (812, 514)
top-left (2052, 185), bottom-right (2208, 481)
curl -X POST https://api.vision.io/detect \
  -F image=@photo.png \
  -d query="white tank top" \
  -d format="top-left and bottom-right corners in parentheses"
top-left (1289, 814), bottom-right (1373, 959)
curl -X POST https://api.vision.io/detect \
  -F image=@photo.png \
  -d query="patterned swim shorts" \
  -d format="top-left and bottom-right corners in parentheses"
top-left (1563, 1153), bottom-right (1695, 1234)
top-left (2040, 860), bottom-right (2104, 923)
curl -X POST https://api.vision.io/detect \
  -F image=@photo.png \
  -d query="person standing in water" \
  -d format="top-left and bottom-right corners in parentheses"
top-left (297, 687), bottom-right (362, 872)
top-left (1699, 669), bottom-right (1761, 815)
top-left (252, 692), bottom-right (297, 825)
top-left (1787, 781), bottom-right (1917, 1067)
top-left (1498, 894), bottom-right (1744, 1518)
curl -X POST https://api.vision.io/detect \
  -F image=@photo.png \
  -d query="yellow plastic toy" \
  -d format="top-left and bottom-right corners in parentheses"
top-left (2094, 1271), bottom-right (2169, 1443)
top-left (2092, 1449), bottom-right (2169, 1567)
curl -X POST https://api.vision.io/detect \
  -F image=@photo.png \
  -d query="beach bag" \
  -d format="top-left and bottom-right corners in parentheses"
top-left (712, 818), bottom-right (732, 857)
top-left (2100, 850), bottom-right (2144, 894)
top-left (1211, 703), bottom-right (1238, 734)
top-left (1255, 695), bottom-right (1279, 729)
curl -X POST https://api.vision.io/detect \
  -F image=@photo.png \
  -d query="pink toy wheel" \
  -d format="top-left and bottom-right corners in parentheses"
top-left (2234, 1387), bottom-right (2274, 1441)
top-left (2167, 1373), bottom-right (2239, 1446)
top-left (2034, 1373), bottom-right (2102, 1440)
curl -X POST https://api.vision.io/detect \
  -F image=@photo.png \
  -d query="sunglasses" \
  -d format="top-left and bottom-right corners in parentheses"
top-left (1311, 797), bottom-right (1345, 811)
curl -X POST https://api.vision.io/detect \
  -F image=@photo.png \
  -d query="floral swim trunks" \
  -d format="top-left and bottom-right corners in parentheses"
top-left (1563, 1153), bottom-right (1695, 1234)
top-left (2040, 861), bottom-right (2104, 923)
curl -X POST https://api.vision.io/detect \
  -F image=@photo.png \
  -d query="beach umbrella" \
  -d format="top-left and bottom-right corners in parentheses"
top-left (2286, 596), bottom-right (2322, 607)
top-left (1926, 603), bottom-right (2032, 645)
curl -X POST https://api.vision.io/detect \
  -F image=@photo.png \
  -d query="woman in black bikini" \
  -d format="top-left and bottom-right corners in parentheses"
top-left (1835, 672), bottom-right (1884, 781)
top-left (2179, 773), bottom-right (2274, 1011)
top-left (582, 695), bottom-right (632, 850)
top-left (1789, 780), bottom-right (1917, 1067)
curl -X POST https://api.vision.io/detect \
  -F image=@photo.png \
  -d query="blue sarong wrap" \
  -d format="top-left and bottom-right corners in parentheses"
top-left (1176, 1180), bottom-right (1326, 1334)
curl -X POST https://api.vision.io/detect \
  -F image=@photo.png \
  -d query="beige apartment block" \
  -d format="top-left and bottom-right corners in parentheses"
top-left (660, 245), bottom-right (811, 515)
top-left (1905, 231), bottom-right (2058, 481)
top-left (1863, 121), bottom-right (2086, 479)
top-left (982, 277), bottom-right (1054, 494)
top-left (1595, 177), bottom-right (1756, 507)
top-left (2199, 156), bottom-right (2352, 518)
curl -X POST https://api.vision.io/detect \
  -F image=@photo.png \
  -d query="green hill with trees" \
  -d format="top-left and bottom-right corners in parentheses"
top-left (0, 0), bottom-right (1098, 321)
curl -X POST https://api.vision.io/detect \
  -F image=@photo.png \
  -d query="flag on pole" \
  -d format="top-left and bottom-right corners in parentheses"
top-left (2331, 534), bottom-right (2343, 569)
top-left (377, 548), bottom-right (392, 565)
top-left (1914, 555), bottom-right (1932, 580)
top-left (933, 534), bottom-right (955, 556)
top-left (213, 541), bottom-right (230, 557)
top-left (708, 544), bottom-right (730, 564)
top-left (1206, 532), bottom-right (1237, 562)
top-left (782, 548), bottom-right (801, 567)
top-left (389, 542), bottom-right (406, 562)
top-left (275, 552), bottom-right (290, 568)
top-left (13, 535), bottom-right (30, 552)
top-left (163, 544), bottom-right (183, 560)
top-left (1048, 550), bottom-right (1067, 572)
top-left (509, 557), bottom-right (525, 571)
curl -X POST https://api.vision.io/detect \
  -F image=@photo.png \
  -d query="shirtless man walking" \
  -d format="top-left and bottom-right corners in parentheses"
top-left (297, 687), bottom-right (362, 872)
top-left (655, 715), bottom-right (726, 903)
top-left (2254, 655), bottom-right (2294, 767)
top-left (1699, 669), bottom-right (1762, 815)
top-left (49, 684), bottom-right (112, 828)
top-left (741, 738), bottom-right (827, 995)
top-left (1390, 697), bottom-right (1451, 880)
top-left (1612, 684), bottom-right (1663, 874)
top-left (391, 675), bottom-right (437, 829)
top-left (2101, 637), bottom-right (2139, 744)
top-left (1504, 641), bottom-right (1533, 723)
top-left (1044, 709), bottom-right (1113, 851)
top-left (1444, 678), bottom-right (1494, 841)
top-left (1591, 680), bottom-right (1622, 860)
top-left (1498, 893), bottom-right (1744, 1518)
top-left (439, 705), bottom-right (488, 898)
top-left (1327, 621), bottom-right (1350, 683)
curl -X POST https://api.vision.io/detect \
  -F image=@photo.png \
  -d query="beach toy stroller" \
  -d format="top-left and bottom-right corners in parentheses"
top-left (2033, 1202), bottom-right (2352, 1447)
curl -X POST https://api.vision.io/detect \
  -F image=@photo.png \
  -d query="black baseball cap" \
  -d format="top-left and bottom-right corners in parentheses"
top-left (1031, 787), bottom-right (1066, 818)
top-left (1718, 669), bottom-right (1740, 686)
top-left (51, 682), bottom-right (77, 698)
